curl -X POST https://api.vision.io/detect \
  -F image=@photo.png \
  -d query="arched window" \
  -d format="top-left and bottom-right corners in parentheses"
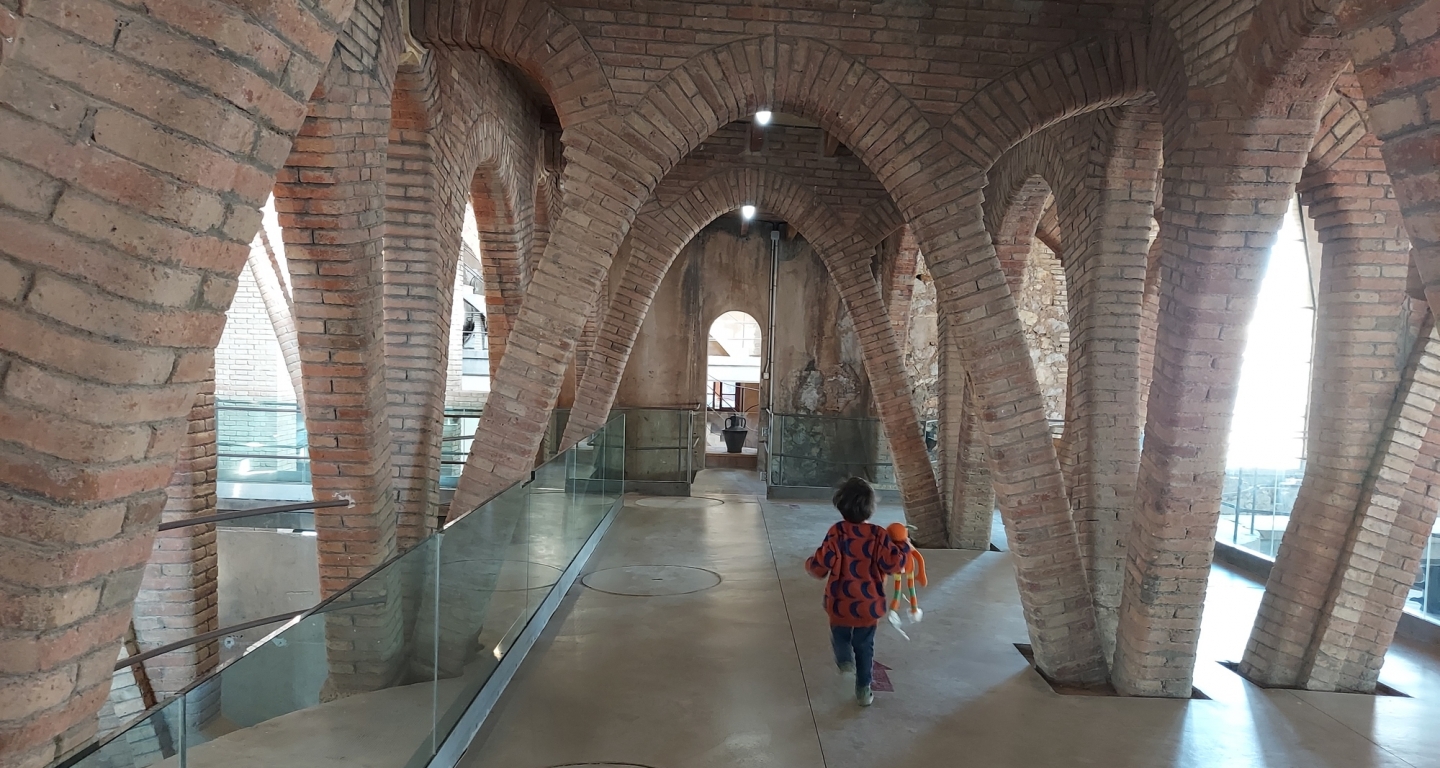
top-left (1219, 197), bottom-right (1316, 557)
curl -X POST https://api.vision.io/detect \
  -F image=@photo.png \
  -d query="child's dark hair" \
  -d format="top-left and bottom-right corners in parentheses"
top-left (833, 477), bottom-right (875, 523)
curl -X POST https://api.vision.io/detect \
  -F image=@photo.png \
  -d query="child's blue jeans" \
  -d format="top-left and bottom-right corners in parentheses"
top-left (830, 624), bottom-right (876, 688)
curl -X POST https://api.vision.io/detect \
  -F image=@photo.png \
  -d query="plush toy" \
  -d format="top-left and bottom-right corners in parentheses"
top-left (885, 523), bottom-right (927, 626)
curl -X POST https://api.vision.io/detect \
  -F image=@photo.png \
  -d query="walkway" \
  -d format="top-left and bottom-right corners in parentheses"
top-left (462, 470), bottom-right (1440, 768)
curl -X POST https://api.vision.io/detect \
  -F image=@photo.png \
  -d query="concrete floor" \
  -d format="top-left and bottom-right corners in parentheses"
top-left (463, 469), bottom-right (1440, 768)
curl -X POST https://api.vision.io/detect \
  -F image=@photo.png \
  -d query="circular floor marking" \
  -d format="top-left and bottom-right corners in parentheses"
top-left (581, 565), bottom-right (722, 596)
top-left (439, 559), bottom-right (563, 592)
top-left (633, 496), bottom-right (724, 509)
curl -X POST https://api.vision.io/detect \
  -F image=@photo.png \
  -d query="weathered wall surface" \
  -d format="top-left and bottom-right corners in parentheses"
top-left (616, 221), bottom-right (871, 420)
top-left (1018, 240), bottom-right (1069, 423)
top-left (903, 266), bottom-right (939, 425)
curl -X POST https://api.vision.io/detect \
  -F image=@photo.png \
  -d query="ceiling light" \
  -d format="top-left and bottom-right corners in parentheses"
top-left (754, 110), bottom-right (772, 126)
top-left (741, 205), bottom-right (756, 220)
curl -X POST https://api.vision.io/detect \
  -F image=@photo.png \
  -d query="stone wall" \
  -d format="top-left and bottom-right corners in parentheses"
top-left (903, 265), bottom-right (939, 425)
top-left (1018, 240), bottom-right (1069, 423)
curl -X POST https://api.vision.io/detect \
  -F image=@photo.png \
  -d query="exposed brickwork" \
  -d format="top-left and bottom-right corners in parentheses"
top-left (11, 0), bottom-right (1440, 744)
top-left (562, 168), bottom-right (946, 543)
top-left (1241, 87), bottom-right (1418, 691)
top-left (1059, 107), bottom-right (1162, 665)
top-left (882, 225), bottom-right (922, 347)
top-left (563, 120), bottom-right (905, 450)
top-left (130, 377), bottom-right (219, 698)
top-left (1339, 0), bottom-right (1440, 336)
top-left (273, 3), bottom-right (406, 698)
top-left (246, 227), bottom-right (306, 410)
top-left (216, 251), bottom-right (292, 401)
top-left (936, 315), bottom-right (994, 551)
top-left (384, 47), bottom-right (535, 543)
top-left (0, 0), bottom-right (350, 762)
top-left (1112, 67), bottom-right (1346, 698)
top-left (1296, 319), bottom-right (1440, 691)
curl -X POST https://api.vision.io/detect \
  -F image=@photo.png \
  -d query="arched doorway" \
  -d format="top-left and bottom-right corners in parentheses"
top-left (706, 311), bottom-right (763, 459)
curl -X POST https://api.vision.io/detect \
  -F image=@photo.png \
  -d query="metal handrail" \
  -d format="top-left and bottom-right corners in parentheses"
top-left (156, 500), bottom-right (350, 532)
top-left (113, 596), bottom-right (385, 671)
top-left (215, 451), bottom-right (308, 460)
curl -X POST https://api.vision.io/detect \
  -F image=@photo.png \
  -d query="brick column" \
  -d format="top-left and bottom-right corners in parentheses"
top-left (1340, 2), bottom-right (1440, 324)
top-left (383, 91), bottom-right (442, 550)
top-left (884, 225), bottom-right (922, 345)
top-left (245, 234), bottom-right (305, 411)
top-left (0, 1), bottom-right (346, 764)
top-left (1240, 99), bottom-right (1417, 690)
top-left (472, 171), bottom-right (532, 378)
top-left (131, 376), bottom-right (219, 699)
top-left (921, 189), bottom-right (1108, 685)
top-left (1136, 221), bottom-right (1164, 423)
top-left (827, 238), bottom-right (948, 545)
top-left (450, 119), bottom-right (654, 514)
top-left (274, 4), bottom-right (406, 697)
top-left (1111, 106), bottom-right (1322, 697)
top-left (1292, 321), bottom-right (1440, 691)
top-left (1054, 106), bottom-right (1162, 664)
top-left (938, 312), bottom-right (994, 550)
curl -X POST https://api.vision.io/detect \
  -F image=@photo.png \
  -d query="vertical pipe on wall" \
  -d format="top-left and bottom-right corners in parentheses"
top-left (763, 227), bottom-right (781, 479)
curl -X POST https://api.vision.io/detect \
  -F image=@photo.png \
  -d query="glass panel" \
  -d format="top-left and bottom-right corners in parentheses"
top-left (216, 398), bottom-right (309, 488)
top-left (439, 409), bottom-right (481, 490)
top-left (66, 696), bottom-right (186, 768)
top-left (182, 538), bottom-right (441, 768)
top-left (71, 416), bottom-right (627, 768)
top-left (427, 480), bottom-right (530, 748)
top-left (768, 413), bottom-right (897, 491)
top-left (614, 408), bottom-right (694, 491)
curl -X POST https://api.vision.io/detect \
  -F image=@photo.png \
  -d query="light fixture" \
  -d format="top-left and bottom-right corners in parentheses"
top-left (754, 110), bottom-right (772, 126)
top-left (741, 205), bottom-right (756, 221)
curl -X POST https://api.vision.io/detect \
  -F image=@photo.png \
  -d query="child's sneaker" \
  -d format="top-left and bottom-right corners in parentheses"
top-left (837, 661), bottom-right (856, 676)
top-left (856, 685), bottom-right (874, 706)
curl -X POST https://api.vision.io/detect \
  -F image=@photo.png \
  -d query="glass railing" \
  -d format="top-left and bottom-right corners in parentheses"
top-left (217, 398), bottom-right (487, 494)
top-left (69, 414), bottom-right (626, 768)
top-left (612, 408), bottom-right (702, 494)
top-left (216, 398), bottom-right (309, 488)
top-left (1216, 465), bottom-right (1305, 559)
top-left (541, 408), bottom-right (701, 495)
top-left (769, 412), bottom-right (897, 491)
top-left (440, 408), bottom-right (483, 489)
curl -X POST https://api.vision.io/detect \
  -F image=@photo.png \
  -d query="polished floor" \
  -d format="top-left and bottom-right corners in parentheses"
top-left (462, 469), bottom-right (1440, 768)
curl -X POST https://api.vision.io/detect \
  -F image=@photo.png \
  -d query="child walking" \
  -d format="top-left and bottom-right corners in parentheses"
top-left (804, 477), bottom-right (909, 706)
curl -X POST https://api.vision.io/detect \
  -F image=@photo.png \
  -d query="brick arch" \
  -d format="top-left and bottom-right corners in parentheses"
top-left (1224, 0), bottom-right (1348, 115)
top-left (989, 176), bottom-right (1057, 292)
top-left (944, 31), bottom-right (1156, 170)
top-left (561, 167), bottom-right (947, 542)
top-left (625, 36), bottom-right (946, 213)
top-left (460, 35), bottom-right (1111, 683)
top-left (629, 36), bottom-right (1108, 681)
top-left (409, 0), bottom-right (612, 127)
top-left (470, 155), bottom-right (530, 376)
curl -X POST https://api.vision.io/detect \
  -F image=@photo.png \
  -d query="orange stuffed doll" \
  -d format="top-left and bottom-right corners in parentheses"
top-left (885, 523), bottom-right (927, 625)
